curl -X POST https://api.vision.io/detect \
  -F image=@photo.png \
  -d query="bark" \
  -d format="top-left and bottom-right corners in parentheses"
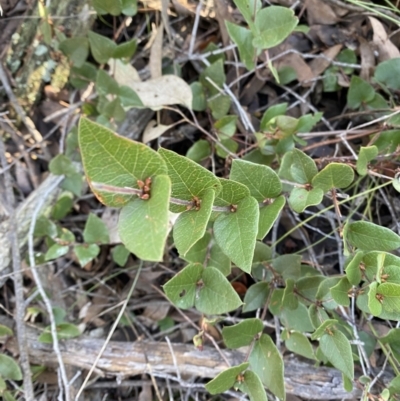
top-left (1, 316), bottom-right (390, 400)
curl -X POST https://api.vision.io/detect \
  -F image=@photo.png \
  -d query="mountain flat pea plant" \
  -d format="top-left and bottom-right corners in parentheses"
top-left (78, 116), bottom-right (400, 400)
top-left (31, 0), bottom-right (400, 399)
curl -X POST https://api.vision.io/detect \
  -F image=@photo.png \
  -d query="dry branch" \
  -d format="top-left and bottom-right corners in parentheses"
top-left (1, 316), bottom-right (389, 400)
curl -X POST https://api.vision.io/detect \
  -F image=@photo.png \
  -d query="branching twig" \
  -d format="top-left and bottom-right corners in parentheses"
top-left (0, 135), bottom-right (35, 400)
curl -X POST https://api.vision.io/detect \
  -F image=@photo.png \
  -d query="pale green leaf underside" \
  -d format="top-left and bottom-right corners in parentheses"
top-left (237, 370), bottom-right (268, 401)
top-left (118, 175), bottom-right (171, 261)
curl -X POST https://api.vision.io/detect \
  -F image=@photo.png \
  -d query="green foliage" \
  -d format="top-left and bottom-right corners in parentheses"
top-left (37, 1), bottom-right (400, 399)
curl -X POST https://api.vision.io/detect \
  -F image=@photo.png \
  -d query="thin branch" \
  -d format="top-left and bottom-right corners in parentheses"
top-left (0, 135), bottom-right (35, 400)
top-left (27, 174), bottom-right (70, 401)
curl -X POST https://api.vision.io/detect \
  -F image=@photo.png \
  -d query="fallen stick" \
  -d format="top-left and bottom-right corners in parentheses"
top-left (1, 316), bottom-right (384, 400)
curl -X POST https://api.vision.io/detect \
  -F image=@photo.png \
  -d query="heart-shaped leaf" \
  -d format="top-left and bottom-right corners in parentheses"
top-left (214, 196), bottom-right (259, 273)
top-left (289, 187), bottom-right (323, 213)
top-left (312, 163), bottom-right (354, 193)
top-left (79, 118), bottom-right (167, 207)
top-left (174, 188), bottom-right (215, 255)
top-left (230, 159), bottom-right (282, 200)
top-left (205, 362), bottom-right (249, 395)
top-left (118, 175), bottom-right (171, 261)
top-left (258, 195), bottom-right (285, 239)
top-left (222, 318), bottom-right (263, 348)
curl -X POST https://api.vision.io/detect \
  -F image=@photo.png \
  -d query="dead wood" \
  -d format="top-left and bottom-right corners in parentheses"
top-left (1, 316), bottom-right (389, 400)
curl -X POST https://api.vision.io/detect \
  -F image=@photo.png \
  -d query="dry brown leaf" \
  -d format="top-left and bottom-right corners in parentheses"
top-left (142, 303), bottom-right (170, 323)
top-left (309, 44), bottom-right (342, 77)
top-left (369, 16), bottom-right (400, 62)
top-left (130, 75), bottom-right (193, 109)
top-left (274, 52), bottom-right (315, 87)
top-left (142, 119), bottom-right (173, 143)
top-left (306, 0), bottom-right (339, 25)
top-left (359, 36), bottom-right (375, 81)
top-left (150, 22), bottom-right (164, 79)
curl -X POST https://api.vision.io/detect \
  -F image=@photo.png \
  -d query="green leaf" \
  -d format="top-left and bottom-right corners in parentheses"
top-left (347, 76), bottom-right (375, 109)
top-left (173, 188), bottom-right (215, 256)
top-left (233, 0), bottom-right (261, 27)
top-left (297, 112), bottom-right (323, 132)
top-left (205, 362), bottom-right (249, 395)
top-left (88, 31), bottom-right (116, 64)
top-left (225, 22), bottom-right (254, 70)
top-left (3, 390), bottom-right (18, 401)
top-left (237, 370), bottom-right (268, 401)
top-left (195, 267), bottom-right (243, 314)
top-left (346, 221), bottom-right (400, 252)
top-left (96, 69), bottom-right (119, 97)
top-left (208, 95), bottom-right (231, 120)
top-left (34, 216), bottom-right (57, 238)
top-left (83, 213), bottom-right (110, 244)
top-left (45, 244), bottom-right (69, 261)
top-left (308, 304), bottom-right (330, 329)
top-left (118, 85), bottom-right (144, 108)
top-left (222, 318), bottom-right (263, 348)
top-left (282, 279), bottom-right (298, 310)
top-left (214, 196), bottom-right (259, 273)
top-left (200, 59), bottom-right (226, 94)
top-left (182, 232), bottom-right (211, 264)
top-left (290, 148), bottom-right (318, 183)
top-left (118, 175), bottom-right (171, 261)
top-left (377, 282), bottom-right (400, 313)
top-left (273, 254), bottom-right (302, 280)
top-left (59, 37), bottom-right (89, 67)
top-left (163, 263), bottom-right (203, 309)
top-left (243, 282), bottom-right (270, 313)
top-left (257, 195), bottom-right (285, 239)
top-left (374, 58), bottom-right (400, 90)
top-left (345, 251), bottom-right (364, 285)
top-left (331, 277), bottom-right (352, 307)
top-left (186, 139), bottom-right (211, 162)
top-left (289, 187), bottom-right (324, 213)
top-left (312, 163), bottom-right (354, 193)
top-left (0, 354), bottom-right (22, 381)
top-left (111, 244), bottom-right (130, 266)
top-left (38, 323), bottom-right (81, 343)
top-left (78, 118), bottom-right (167, 207)
top-left (230, 159), bottom-right (282, 200)
top-left (97, 97), bottom-right (126, 122)
top-left (249, 334), bottom-right (285, 400)
top-left (208, 243), bottom-right (231, 276)
top-left (74, 244), bottom-right (100, 267)
top-left (261, 103), bottom-right (288, 131)
top-left (253, 6), bottom-right (298, 50)
top-left (61, 173), bottom-right (83, 197)
top-left (49, 154), bottom-right (77, 177)
top-left (368, 281), bottom-right (382, 316)
top-left (112, 38), bottom-right (137, 59)
top-left (121, 0), bottom-right (137, 16)
top-left (0, 324), bottom-right (13, 336)
top-left (281, 303), bottom-right (314, 332)
top-left (214, 178), bottom-right (250, 206)
top-left (284, 331), bottom-right (316, 360)
top-left (158, 148), bottom-right (221, 212)
top-left (190, 82), bottom-right (207, 111)
top-left (319, 329), bottom-right (354, 381)
top-left (52, 192), bottom-right (74, 220)
top-left (311, 319), bottom-right (338, 340)
top-left (356, 146), bottom-right (378, 176)
top-left (93, 0), bottom-right (122, 15)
